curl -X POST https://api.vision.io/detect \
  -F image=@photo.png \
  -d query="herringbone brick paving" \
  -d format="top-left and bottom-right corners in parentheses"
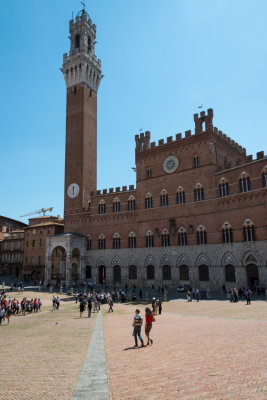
top-left (0, 292), bottom-right (95, 400)
top-left (103, 301), bottom-right (267, 400)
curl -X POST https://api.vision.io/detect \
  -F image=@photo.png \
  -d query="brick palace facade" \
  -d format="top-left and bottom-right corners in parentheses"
top-left (45, 9), bottom-right (267, 289)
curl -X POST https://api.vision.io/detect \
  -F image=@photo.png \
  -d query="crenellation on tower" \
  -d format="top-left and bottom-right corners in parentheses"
top-left (62, 10), bottom-right (102, 92)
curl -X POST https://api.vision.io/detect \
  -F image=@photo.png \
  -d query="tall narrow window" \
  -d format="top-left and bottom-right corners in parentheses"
top-left (178, 228), bottom-right (187, 246)
top-left (128, 232), bottom-right (136, 249)
top-left (180, 265), bottom-right (189, 280)
top-left (197, 226), bottom-right (207, 245)
top-left (193, 156), bottom-right (199, 167)
top-left (88, 36), bottom-right (91, 51)
top-left (87, 237), bottom-right (92, 251)
top-left (222, 223), bottom-right (233, 243)
top-left (243, 221), bottom-right (256, 242)
top-left (145, 193), bottom-right (153, 209)
top-left (161, 229), bottom-right (170, 247)
top-left (147, 265), bottom-right (155, 280)
top-left (98, 234), bottom-right (106, 250)
top-left (219, 181), bottom-right (229, 197)
top-left (75, 34), bottom-right (80, 49)
top-left (146, 231), bottom-right (154, 248)
top-left (113, 198), bottom-right (121, 213)
top-left (262, 171), bottom-right (267, 188)
top-left (128, 196), bottom-right (136, 211)
top-left (98, 200), bottom-right (106, 214)
top-left (147, 168), bottom-right (152, 178)
top-left (160, 190), bottom-right (168, 207)
top-left (239, 175), bottom-right (251, 193)
top-left (176, 187), bottom-right (186, 204)
top-left (194, 185), bottom-right (204, 201)
top-left (113, 233), bottom-right (121, 249)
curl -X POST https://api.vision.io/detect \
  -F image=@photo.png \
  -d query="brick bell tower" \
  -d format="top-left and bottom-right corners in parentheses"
top-left (62, 9), bottom-right (102, 216)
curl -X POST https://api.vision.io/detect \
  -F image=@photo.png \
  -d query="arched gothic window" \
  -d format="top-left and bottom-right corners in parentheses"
top-left (222, 223), bottom-right (233, 243)
top-left (219, 179), bottom-right (229, 197)
top-left (243, 220), bottom-right (256, 242)
top-left (225, 265), bottom-right (236, 282)
top-left (98, 200), bottom-right (106, 214)
top-left (196, 226), bottom-right (207, 245)
top-left (112, 233), bottom-right (120, 249)
top-left (147, 265), bottom-right (155, 280)
top-left (146, 230), bottom-right (154, 248)
top-left (98, 234), bottom-right (106, 250)
top-left (163, 265), bottom-right (171, 280)
top-left (86, 236), bottom-right (92, 251)
top-left (239, 173), bottom-right (251, 193)
top-left (176, 187), bottom-right (186, 204)
top-left (161, 229), bottom-right (170, 247)
top-left (145, 193), bottom-right (153, 209)
top-left (180, 265), bottom-right (189, 280)
top-left (160, 190), bottom-right (169, 207)
top-left (75, 34), bottom-right (80, 49)
top-left (199, 265), bottom-right (209, 281)
top-left (194, 184), bottom-right (204, 201)
top-left (128, 195), bottom-right (136, 211)
top-left (128, 232), bottom-right (136, 249)
top-left (178, 227), bottom-right (187, 246)
top-left (129, 265), bottom-right (137, 280)
top-left (113, 198), bottom-right (121, 213)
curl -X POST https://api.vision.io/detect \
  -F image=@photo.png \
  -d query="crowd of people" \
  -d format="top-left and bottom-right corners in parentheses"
top-left (226, 287), bottom-right (252, 304)
top-left (185, 288), bottom-right (210, 302)
top-left (0, 292), bottom-right (42, 325)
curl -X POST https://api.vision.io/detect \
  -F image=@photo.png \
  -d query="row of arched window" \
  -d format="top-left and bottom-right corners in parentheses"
top-left (97, 264), bottom-right (237, 282)
top-left (88, 220), bottom-right (257, 250)
top-left (97, 169), bottom-right (267, 214)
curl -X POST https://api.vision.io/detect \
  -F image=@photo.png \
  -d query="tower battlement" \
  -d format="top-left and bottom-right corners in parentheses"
top-left (62, 9), bottom-right (102, 92)
top-left (135, 108), bottom-right (249, 159)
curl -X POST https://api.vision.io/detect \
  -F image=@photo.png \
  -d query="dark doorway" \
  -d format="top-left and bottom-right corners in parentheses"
top-left (246, 264), bottom-right (259, 288)
top-left (86, 265), bottom-right (91, 279)
top-left (99, 265), bottom-right (106, 284)
top-left (113, 265), bottom-right (121, 284)
top-left (15, 267), bottom-right (19, 278)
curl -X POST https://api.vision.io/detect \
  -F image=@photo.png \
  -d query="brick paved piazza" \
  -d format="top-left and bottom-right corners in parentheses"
top-left (1, 293), bottom-right (267, 400)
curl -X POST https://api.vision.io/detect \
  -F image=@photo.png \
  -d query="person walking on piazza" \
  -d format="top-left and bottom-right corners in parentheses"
top-left (0, 307), bottom-right (5, 325)
top-left (152, 297), bottom-right (156, 312)
top-left (108, 297), bottom-right (114, 313)
top-left (145, 307), bottom-right (155, 345)
top-left (132, 309), bottom-right (145, 348)
top-left (158, 297), bottom-right (163, 314)
top-left (88, 296), bottom-right (92, 317)
top-left (246, 289), bottom-right (251, 305)
top-left (79, 296), bottom-right (87, 318)
top-left (56, 296), bottom-right (60, 310)
top-left (154, 299), bottom-right (159, 315)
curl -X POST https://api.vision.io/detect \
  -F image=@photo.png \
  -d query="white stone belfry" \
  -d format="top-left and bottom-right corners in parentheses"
top-left (62, 9), bottom-right (102, 92)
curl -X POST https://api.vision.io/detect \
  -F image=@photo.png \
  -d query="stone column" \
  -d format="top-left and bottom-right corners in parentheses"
top-left (80, 256), bottom-right (86, 281)
top-left (45, 256), bottom-right (52, 285)
top-left (66, 253), bottom-right (72, 286)
top-left (91, 266), bottom-right (97, 285)
top-left (121, 264), bottom-right (128, 286)
top-left (106, 265), bottom-right (112, 286)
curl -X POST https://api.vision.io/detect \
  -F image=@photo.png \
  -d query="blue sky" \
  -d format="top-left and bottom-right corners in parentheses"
top-left (1, 0), bottom-right (267, 223)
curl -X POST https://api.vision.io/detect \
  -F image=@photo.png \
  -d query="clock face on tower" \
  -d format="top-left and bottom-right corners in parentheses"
top-left (67, 183), bottom-right (80, 198)
top-left (163, 155), bottom-right (179, 174)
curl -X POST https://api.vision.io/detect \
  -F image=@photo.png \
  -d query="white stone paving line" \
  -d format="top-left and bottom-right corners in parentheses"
top-left (71, 310), bottom-right (109, 400)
